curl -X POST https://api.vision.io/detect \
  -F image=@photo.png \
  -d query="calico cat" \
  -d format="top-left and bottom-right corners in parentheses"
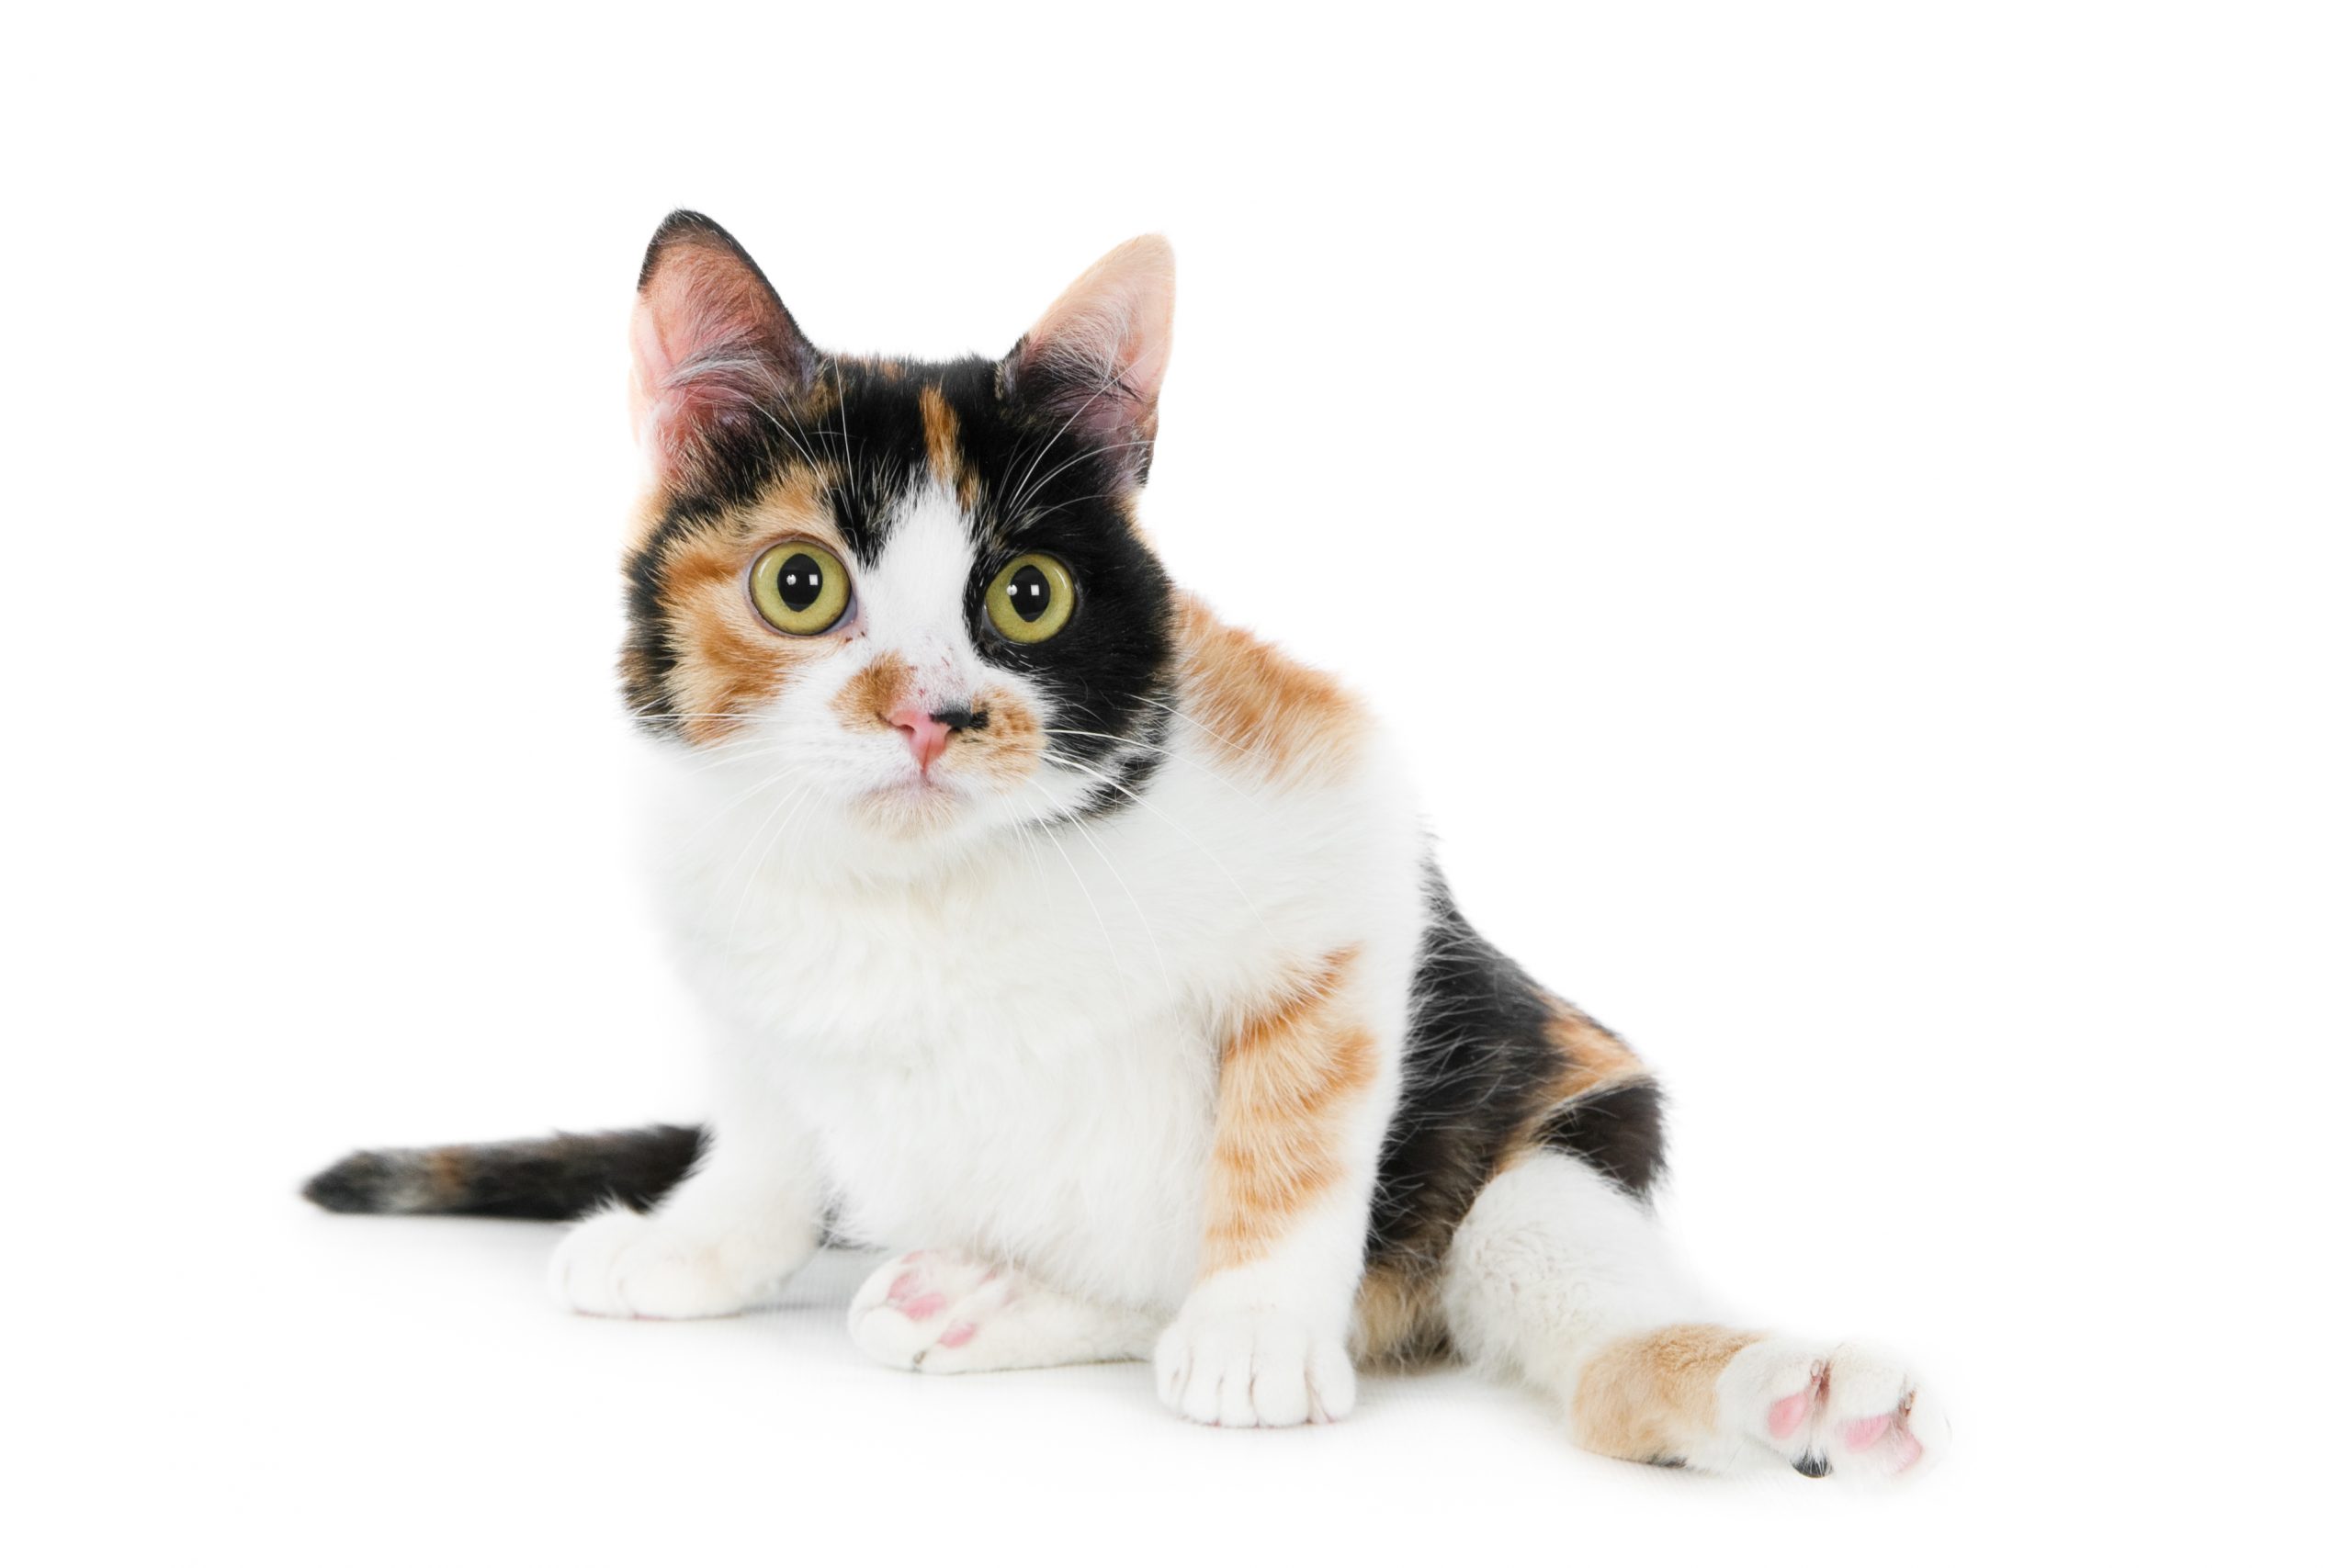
top-left (306, 211), bottom-right (1943, 1476)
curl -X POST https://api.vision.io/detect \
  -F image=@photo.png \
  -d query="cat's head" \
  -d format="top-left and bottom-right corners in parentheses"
top-left (617, 212), bottom-right (1179, 865)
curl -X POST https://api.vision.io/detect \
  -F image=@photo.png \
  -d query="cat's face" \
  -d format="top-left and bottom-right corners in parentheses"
top-left (617, 215), bottom-right (1179, 864)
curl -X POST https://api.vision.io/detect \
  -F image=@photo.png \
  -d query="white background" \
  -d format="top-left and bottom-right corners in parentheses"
top-left (6, 4), bottom-right (2346, 1562)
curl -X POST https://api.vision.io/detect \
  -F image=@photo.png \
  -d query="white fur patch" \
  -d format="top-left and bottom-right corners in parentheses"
top-left (581, 467), bottom-right (1940, 1463)
top-left (633, 473), bottom-right (1424, 1317)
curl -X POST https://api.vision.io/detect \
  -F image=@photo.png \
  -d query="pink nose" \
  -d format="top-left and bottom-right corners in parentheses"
top-left (887, 704), bottom-right (953, 773)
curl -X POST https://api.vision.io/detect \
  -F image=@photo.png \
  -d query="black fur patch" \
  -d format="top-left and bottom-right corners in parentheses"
top-left (301, 1125), bottom-right (706, 1221)
top-left (1367, 868), bottom-right (1668, 1275)
top-left (1535, 1079), bottom-right (1668, 1200)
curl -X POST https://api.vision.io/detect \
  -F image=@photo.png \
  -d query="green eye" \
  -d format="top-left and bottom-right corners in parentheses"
top-left (750, 541), bottom-right (851, 635)
top-left (985, 553), bottom-right (1076, 644)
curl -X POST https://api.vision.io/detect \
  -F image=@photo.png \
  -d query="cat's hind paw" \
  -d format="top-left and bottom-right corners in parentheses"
top-left (849, 1249), bottom-right (1024, 1371)
top-left (1721, 1338), bottom-right (1947, 1480)
top-left (850, 1249), bottom-right (1161, 1374)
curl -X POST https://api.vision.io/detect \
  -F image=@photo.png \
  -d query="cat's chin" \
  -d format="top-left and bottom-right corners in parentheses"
top-left (849, 775), bottom-right (980, 840)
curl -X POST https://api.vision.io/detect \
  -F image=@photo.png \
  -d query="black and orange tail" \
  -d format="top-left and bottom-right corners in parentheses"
top-left (301, 1125), bottom-right (705, 1221)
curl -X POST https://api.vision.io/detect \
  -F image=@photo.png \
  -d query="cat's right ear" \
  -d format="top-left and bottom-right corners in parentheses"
top-left (629, 211), bottom-right (818, 492)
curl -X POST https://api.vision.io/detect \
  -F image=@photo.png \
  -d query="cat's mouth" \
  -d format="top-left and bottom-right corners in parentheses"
top-left (852, 769), bottom-right (972, 833)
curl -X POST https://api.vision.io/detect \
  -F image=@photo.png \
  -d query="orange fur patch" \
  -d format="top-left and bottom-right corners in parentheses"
top-left (1484, 999), bottom-right (1655, 1171)
top-left (1199, 947), bottom-right (1377, 1275)
top-left (917, 383), bottom-right (967, 501)
top-left (1351, 1264), bottom-right (1448, 1365)
top-left (921, 381), bottom-right (985, 511)
top-left (648, 468), bottom-right (846, 744)
top-left (1173, 594), bottom-right (1362, 786)
top-left (830, 652), bottom-right (916, 735)
top-left (657, 532), bottom-right (798, 744)
top-left (954, 689), bottom-right (1046, 787)
top-left (1570, 1325), bottom-right (1762, 1462)
top-left (1543, 1000), bottom-right (1648, 1103)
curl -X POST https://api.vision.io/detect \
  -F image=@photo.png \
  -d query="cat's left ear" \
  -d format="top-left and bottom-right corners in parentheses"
top-left (1003, 236), bottom-right (1175, 488)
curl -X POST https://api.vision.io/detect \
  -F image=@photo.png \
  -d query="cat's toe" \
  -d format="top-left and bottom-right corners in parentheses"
top-left (548, 1207), bottom-right (750, 1320)
top-left (1720, 1337), bottom-right (1942, 1480)
top-left (1154, 1307), bottom-right (1354, 1428)
top-left (1819, 1345), bottom-right (1945, 1479)
top-left (848, 1248), bottom-right (1011, 1371)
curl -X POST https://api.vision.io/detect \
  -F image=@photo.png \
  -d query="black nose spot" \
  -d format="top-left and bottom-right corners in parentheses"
top-left (931, 705), bottom-right (988, 733)
top-left (1792, 1451), bottom-right (1832, 1479)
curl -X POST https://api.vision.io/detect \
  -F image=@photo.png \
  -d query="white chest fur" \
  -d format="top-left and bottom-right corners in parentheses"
top-left (639, 721), bottom-right (1427, 1308)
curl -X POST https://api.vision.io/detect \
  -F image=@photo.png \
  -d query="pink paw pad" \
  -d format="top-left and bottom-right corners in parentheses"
top-left (1769, 1391), bottom-right (1815, 1441)
top-left (884, 1269), bottom-right (950, 1320)
top-left (938, 1321), bottom-right (978, 1348)
top-left (1839, 1414), bottom-right (1891, 1450)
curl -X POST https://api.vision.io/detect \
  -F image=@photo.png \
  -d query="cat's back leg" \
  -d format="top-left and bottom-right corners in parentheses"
top-left (848, 1249), bottom-right (1162, 1373)
top-left (1437, 1147), bottom-right (1947, 1477)
top-left (1395, 874), bottom-right (1942, 1475)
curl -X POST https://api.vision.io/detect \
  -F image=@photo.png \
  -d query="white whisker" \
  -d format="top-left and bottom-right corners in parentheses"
top-left (1039, 751), bottom-right (1277, 944)
top-left (1021, 779), bottom-right (1134, 987)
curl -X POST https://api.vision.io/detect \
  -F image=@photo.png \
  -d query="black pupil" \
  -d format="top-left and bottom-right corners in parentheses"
top-left (1007, 563), bottom-right (1052, 622)
top-left (775, 553), bottom-right (824, 613)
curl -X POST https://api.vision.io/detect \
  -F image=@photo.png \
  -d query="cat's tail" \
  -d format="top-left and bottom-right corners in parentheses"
top-left (300, 1124), bottom-right (706, 1221)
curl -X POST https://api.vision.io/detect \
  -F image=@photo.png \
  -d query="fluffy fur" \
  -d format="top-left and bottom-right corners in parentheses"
top-left (305, 212), bottom-right (1944, 1475)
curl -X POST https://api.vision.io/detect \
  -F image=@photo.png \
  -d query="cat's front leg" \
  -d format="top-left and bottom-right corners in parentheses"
top-left (551, 1082), bottom-right (820, 1320)
top-left (1156, 947), bottom-right (1396, 1427)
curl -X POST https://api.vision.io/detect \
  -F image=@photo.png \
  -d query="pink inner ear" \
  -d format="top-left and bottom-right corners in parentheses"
top-left (1016, 235), bottom-right (1176, 451)
top-left (629, 236), bottom-right (809, 487)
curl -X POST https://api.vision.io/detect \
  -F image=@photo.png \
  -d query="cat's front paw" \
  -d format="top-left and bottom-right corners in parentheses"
top-left (1720, 1338), bottom-right (1948, 1480)
top-left (1154, 1303), bottom-right (1354, 1427)
top-left (548, 1206), bottom-right (752, 1320)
